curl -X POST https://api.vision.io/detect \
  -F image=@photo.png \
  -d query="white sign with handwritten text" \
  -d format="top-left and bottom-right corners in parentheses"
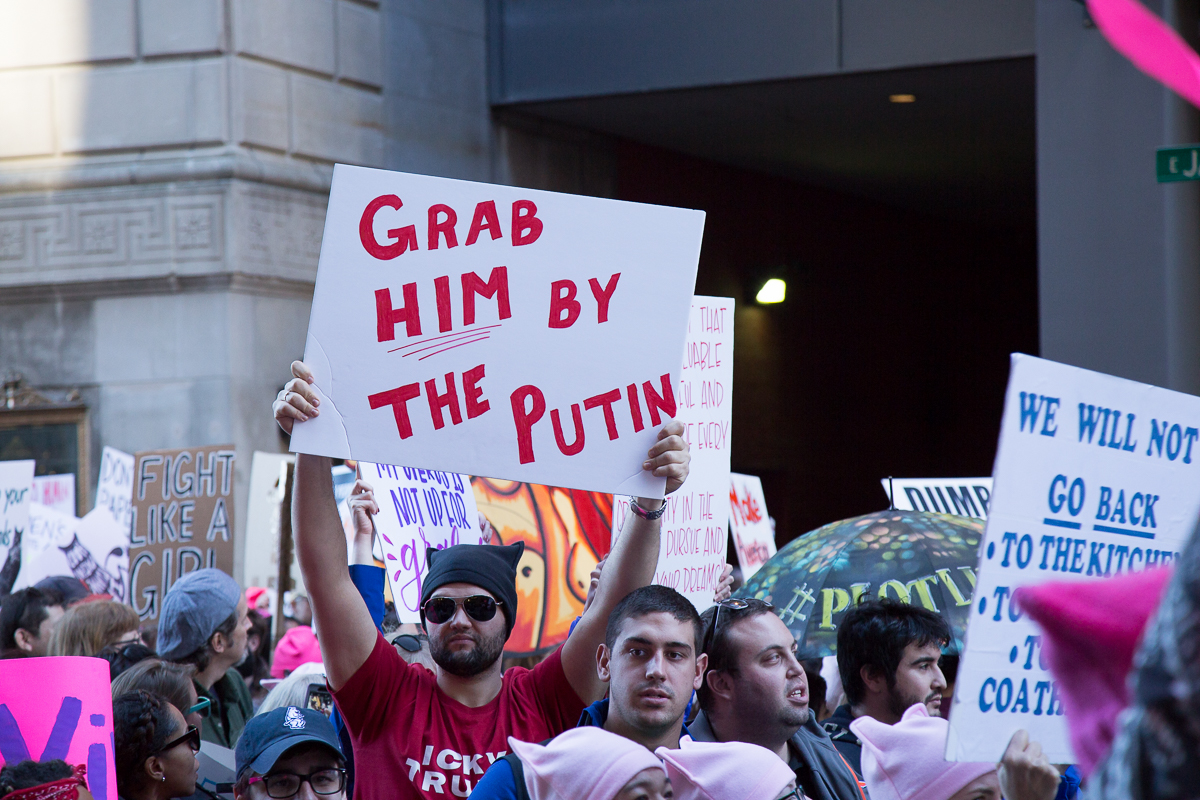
top-left (947, 354), bottom-right (1200, 763)
top-left (614, 296), bottom-right (734, 611)
top-left (290, 165), bottom-right (705, 498)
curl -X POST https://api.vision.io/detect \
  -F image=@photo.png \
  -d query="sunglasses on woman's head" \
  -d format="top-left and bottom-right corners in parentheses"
top-left (422, 595), bottom-right (502, 624)
top-left (157, 725), bottom-right (201, 755)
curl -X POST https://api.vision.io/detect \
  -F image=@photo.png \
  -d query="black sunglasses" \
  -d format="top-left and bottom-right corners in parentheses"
top-left (157, 725), bottom-right (201, 755)
top-left (422, 595), bottom-right (502, 624)
top-left (393, 633), bottom-right (427, 653)
top-left (701, 598), bottom-right (774, 655)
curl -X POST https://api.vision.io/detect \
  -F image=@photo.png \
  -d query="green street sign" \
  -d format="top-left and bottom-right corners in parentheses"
top-left (1158, 145), bottom-right (1200, 182)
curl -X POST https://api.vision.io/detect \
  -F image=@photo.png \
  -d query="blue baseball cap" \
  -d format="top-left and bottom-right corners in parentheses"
top-left (157, 568), bottom-right (241, 661)
top-left (235, 707), bottom-right (344, 781)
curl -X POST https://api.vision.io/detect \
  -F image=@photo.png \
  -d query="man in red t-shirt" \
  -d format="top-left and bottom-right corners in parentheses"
top-left (274, 361), bottom-right (691, 800)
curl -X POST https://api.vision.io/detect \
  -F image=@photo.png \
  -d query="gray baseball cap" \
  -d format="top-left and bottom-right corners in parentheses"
top-left (156, 568), bottom-right (241, 661)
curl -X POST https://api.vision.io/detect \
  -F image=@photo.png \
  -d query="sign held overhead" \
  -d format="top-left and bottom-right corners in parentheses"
top-left (946, 355), bottom-right (1200, 764)
top-left (290, 165), bottom-right (705, 497)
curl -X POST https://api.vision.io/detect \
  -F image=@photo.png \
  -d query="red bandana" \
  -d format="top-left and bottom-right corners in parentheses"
top-left (3, 764), bottom-right (88, 800)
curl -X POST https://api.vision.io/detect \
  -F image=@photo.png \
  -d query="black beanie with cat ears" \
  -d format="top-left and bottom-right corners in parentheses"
top-left (419, 541), bottom-right (525, 636)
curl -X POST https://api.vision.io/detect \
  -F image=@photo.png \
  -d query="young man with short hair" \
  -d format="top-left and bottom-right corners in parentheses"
top-left (692, 599), bottom-right (864, 800)
top-left (158, 568), bottom-right (254, 747)
top-left (235, 706), bottom-right (348, 800)
top-left (0, 586), bottom-right (65, 657)
top-left (274, 361), bottom-right (691, 800)
top-left (824, 598), bottom-right (951, 779)
top-left (470, 584), bottom-right (706, 800)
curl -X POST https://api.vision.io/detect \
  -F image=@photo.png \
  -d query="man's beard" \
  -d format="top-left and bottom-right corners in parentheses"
top-left (886, 686), bottom-right (936, 719)
top-left (430, 627), bottom-right (506, 677)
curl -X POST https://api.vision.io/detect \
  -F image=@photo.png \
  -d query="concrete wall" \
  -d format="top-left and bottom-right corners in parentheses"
top-left (490, 0), bottom-right (1034, 103)
top-left (1035, 0), bottom-right (1200, 392)
top-left (0, 0), bottom-right (519, 585)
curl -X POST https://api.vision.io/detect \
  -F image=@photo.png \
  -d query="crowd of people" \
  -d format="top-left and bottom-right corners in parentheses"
top-left (0, 357), bottom-right (1163, 800)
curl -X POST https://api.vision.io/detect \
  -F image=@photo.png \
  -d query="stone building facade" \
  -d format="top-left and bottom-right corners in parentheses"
top-left (0, 0), bottom-right (542, 581)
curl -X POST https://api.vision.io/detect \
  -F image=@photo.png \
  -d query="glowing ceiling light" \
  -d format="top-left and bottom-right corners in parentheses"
top-left (890, 94), bottom-right (916, 103)
top-left (755, 278), bottom-right (786, 304)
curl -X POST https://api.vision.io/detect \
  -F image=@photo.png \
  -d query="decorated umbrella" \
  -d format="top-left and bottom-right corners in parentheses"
top-left (736, 510), bottom-right (983, 655)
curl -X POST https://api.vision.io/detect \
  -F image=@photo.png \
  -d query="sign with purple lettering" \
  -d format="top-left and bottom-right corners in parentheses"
top-left (363, 462), bottom-right (483, 622)
top-left (289, 165), bottom-right (704, 498)
top-left (0, 657), bottom-right (117, 800)
top-left (613, 296), bottom-right (733, 611)
top-left (946, 354), bottom-right (1200, 763)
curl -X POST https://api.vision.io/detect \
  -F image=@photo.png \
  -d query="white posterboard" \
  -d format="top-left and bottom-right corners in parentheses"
top-left (32, 474), bottom-right (75, 516)
top-left (613, 296), bottom-right (733, 611)
top-left (243, 451), bottom-right (296, 601)
top-left (882, 478), bottom-right (993, 519)
top-left (730, 473), bottom-right (775, 579)
top-left (95, 446), bottom-right (135, 530)
top-left (13, 504), bottom-right (130, 599)
top-left (946, 354), bottom-right (1200, 763)
top-left (290, 165), bottom-right (704, 498)
top-left (362, 462), bottom-right (483, 622)
top-left (0, 460), bottom-right (35, 595)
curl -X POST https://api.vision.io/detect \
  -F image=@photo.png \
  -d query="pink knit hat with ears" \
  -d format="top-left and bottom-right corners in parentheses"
top-left (271, 624), bottom-right (323, 678)
top-left (1015, 566), bottom-right (1173, 777)
top-left (507, 728), bottom-right (665, 800)
top-left (655, 737), bottom-right (796, 800)
top-left (851, 704), bottom-right (995, 800)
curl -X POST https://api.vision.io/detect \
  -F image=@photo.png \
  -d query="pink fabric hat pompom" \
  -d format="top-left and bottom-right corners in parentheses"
top-left (1015, 566), bottom-right (1172, 776)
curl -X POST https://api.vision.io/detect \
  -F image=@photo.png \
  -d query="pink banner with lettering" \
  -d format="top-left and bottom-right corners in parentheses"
top-left (0, 657), bottom-right (116, 800)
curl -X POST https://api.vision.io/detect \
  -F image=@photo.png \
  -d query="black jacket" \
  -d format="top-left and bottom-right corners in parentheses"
top-left (822, 704), bottom-right (864, 782)
top-left (689, 710), bottom-right (866, 800)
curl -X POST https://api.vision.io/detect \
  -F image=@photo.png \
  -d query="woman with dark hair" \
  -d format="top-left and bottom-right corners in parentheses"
top-left (113, 691), bottom-right (199, 800)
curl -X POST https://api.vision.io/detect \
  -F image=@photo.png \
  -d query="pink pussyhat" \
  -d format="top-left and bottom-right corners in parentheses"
top-left (1015, 566), bottom-right (1172, 777)
top-left (271, 624), bottom-right (323, 678)
top-left (246, 586), bottom-right (270, 611)
top-left (851, 704), bottom-right (995, 800)
top-left (656, 737), bottom-right (796, 800)
top-left (507, 728), bottom-right (665, 800)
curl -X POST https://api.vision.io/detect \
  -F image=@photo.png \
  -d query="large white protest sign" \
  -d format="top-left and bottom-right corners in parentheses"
top-left (290, 165), bottom-right (704, 498)
top-left (730, 473), bottom-right (775, 579)
top-left (614, 296), bottom-right (733, 611)
top-left (32, 474), bottom-right (75, 516)
top-left (882, 478), bottom-right (993, 519)
top-left (95, 446), bottom-right (135, 530)
top-left (13, 504), bottom-right (129, 599)
top-left (946, 354), bottom-right (1200, 763)
top-left (0, 460), bottom-right (35, 595)
top-left (361, 462), bottom-right (483, 622)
